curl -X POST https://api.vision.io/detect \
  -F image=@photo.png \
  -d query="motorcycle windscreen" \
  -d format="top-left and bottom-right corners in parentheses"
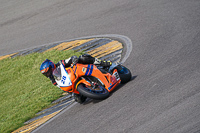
top-left (53, 66), bottom-right (61, 80)
top-left (53, 64), bottom-right (72, 87)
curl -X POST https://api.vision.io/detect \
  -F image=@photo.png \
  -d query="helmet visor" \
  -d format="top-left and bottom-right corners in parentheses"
top-left (43, 67), bottom-right (52, 77)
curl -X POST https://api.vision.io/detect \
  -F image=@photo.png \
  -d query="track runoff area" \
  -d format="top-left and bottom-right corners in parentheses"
top-left (5, 35), bottom-right (132, 133)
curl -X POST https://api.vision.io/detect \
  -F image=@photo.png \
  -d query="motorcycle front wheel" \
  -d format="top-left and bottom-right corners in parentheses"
top-left (77, 83), bottom-right (109, 100)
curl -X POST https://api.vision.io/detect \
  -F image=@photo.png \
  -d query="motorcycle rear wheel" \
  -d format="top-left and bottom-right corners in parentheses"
top-left (77, 83), bottom-right (109, 100)
top-left (115, 65), bottom-right (132, 84)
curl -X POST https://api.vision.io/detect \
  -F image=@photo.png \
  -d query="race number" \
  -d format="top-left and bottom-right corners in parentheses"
top-left (61, 76), bottom-right (66, 84)
top-left (113, 72), bottom-right (120, 81)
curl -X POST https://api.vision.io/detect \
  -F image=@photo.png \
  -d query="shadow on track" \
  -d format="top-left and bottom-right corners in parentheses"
top-left (82, 75), bottom-right (138, 105)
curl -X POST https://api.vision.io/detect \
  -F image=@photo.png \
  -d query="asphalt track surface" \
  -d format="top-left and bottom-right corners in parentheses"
top-left (1, 0), bottom-right (200, 133)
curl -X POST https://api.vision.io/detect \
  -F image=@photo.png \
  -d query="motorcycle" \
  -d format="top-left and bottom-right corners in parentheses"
top-left (52, 58), bottom-right (132, 103)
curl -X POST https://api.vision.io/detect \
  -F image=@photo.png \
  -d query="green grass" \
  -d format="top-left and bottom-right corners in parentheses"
top-left (0, 50), bottom-right (83, 133)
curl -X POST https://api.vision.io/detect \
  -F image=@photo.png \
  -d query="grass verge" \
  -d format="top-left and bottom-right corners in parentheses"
top-left (0, 50), bottom-right (83, 133)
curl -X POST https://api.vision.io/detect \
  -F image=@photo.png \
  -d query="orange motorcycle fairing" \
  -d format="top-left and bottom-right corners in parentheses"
top-left (106, 69), bottom-right (121, 92)
top-left (72, 64), bottom-right (121, 92)
top-left (60, 86), bottom-right (72, 92)
top-left (54, 63), bottom-right (121, 99)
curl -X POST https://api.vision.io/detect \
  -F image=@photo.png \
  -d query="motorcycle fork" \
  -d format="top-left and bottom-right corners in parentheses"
top-left (81, 76), bottom-right (105, 89)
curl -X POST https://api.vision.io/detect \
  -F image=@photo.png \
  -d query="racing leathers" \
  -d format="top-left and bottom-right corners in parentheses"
top-left (47, 54), bottom-right (112, 87)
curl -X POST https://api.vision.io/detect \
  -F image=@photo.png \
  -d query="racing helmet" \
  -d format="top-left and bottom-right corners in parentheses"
top-left (40, 59), bottom-right (56, 77)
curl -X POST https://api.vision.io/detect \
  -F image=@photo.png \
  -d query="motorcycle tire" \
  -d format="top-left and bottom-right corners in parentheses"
top-left (116, 65), bottom-right (132, 84)
top-left (77, 83), bottom-right (109, 100)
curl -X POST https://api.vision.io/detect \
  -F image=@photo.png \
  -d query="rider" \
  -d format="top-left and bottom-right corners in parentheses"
top-left (40, 54), bottom-right (112, 88)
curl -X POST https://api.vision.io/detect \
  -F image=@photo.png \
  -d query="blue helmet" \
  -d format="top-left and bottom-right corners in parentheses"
top-left (40, 59), bottom-right (56, 77)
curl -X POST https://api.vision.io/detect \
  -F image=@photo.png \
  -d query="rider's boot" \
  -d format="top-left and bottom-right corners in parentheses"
top-left (94, 57), bottom-right (112, 67)
top-left (100, 60), bottom-right (112, 67)
top-left (74, 94), bottom-right (87, 104)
